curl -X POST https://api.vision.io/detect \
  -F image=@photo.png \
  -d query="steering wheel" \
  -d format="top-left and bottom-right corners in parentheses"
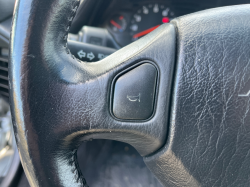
top-left (9, 0), bottom-right (250, 186)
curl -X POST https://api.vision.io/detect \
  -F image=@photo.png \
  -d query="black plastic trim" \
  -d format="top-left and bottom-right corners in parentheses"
top-left (109, 60), bottom-right (160, 122)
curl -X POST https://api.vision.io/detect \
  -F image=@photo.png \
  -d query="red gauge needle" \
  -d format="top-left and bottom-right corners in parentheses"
top-left (133, 25), bottom-right (160, 39)
top-left (110, 20), bottom-right (122, 29)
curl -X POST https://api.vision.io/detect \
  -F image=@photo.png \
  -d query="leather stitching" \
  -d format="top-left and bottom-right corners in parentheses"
top-left (64, 1), bottom-right (88, 186)
top-left (64, 0), bottom-right (81, 62)
top-left (69, 149), bottom-right (89, 187)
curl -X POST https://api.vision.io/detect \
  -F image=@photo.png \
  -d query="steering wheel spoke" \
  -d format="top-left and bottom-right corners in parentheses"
top-left (17, 22), bottom-right (176, 155)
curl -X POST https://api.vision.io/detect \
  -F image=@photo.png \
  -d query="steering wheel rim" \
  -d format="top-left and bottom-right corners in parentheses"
top-left (9, 0), bottom-right (250, 186)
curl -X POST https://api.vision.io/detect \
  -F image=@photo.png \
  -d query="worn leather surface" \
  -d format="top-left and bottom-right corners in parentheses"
top-left (144, 5), bottom-right (250, 187)
top-left (9, 0), bottom-right (176, 186)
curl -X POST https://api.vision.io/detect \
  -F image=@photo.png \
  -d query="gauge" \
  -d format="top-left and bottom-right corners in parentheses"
top-left (129, 4), bottom-right (176, 41)
top-left (108, 14), bottom-right (127, 33)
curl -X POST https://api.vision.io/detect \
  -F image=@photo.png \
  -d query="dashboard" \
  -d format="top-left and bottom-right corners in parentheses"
top-left (71, 0), bottom-right (250, 47)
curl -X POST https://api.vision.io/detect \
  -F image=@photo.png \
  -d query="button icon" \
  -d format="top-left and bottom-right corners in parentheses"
top-left (127, 93), bottom-right (141, 102)
top-left (98, 53), bottom-right (108, 60)
top-left (77, 50), bottom-right (86, 58)
top-left (87, 52), bottom-right (95, 61)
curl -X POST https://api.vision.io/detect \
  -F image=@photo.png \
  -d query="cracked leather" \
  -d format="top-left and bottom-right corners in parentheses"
top-left (144, 5), bottom-right (250, 187)
top-left (9, 0), bottom-right (176, 186)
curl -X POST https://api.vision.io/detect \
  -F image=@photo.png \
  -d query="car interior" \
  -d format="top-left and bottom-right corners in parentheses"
top-left (1, 0), bottom-right (250, 186)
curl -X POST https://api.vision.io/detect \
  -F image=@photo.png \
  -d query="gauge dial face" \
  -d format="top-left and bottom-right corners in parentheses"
top-left (109, 14), bottom-right (127, 33)
top-left (130, 4), bottom-right (176, 41)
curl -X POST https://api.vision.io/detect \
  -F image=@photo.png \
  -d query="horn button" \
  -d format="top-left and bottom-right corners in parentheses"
top-left (112, 62), bottom-right (158, 120)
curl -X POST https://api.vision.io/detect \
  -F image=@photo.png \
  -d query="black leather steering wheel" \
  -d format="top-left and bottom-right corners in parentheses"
top-left (9, 0), bottom-right (250, 186)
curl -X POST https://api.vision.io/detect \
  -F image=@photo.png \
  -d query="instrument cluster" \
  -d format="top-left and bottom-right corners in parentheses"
top-left (105, 3), bottom-right (177, 47)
